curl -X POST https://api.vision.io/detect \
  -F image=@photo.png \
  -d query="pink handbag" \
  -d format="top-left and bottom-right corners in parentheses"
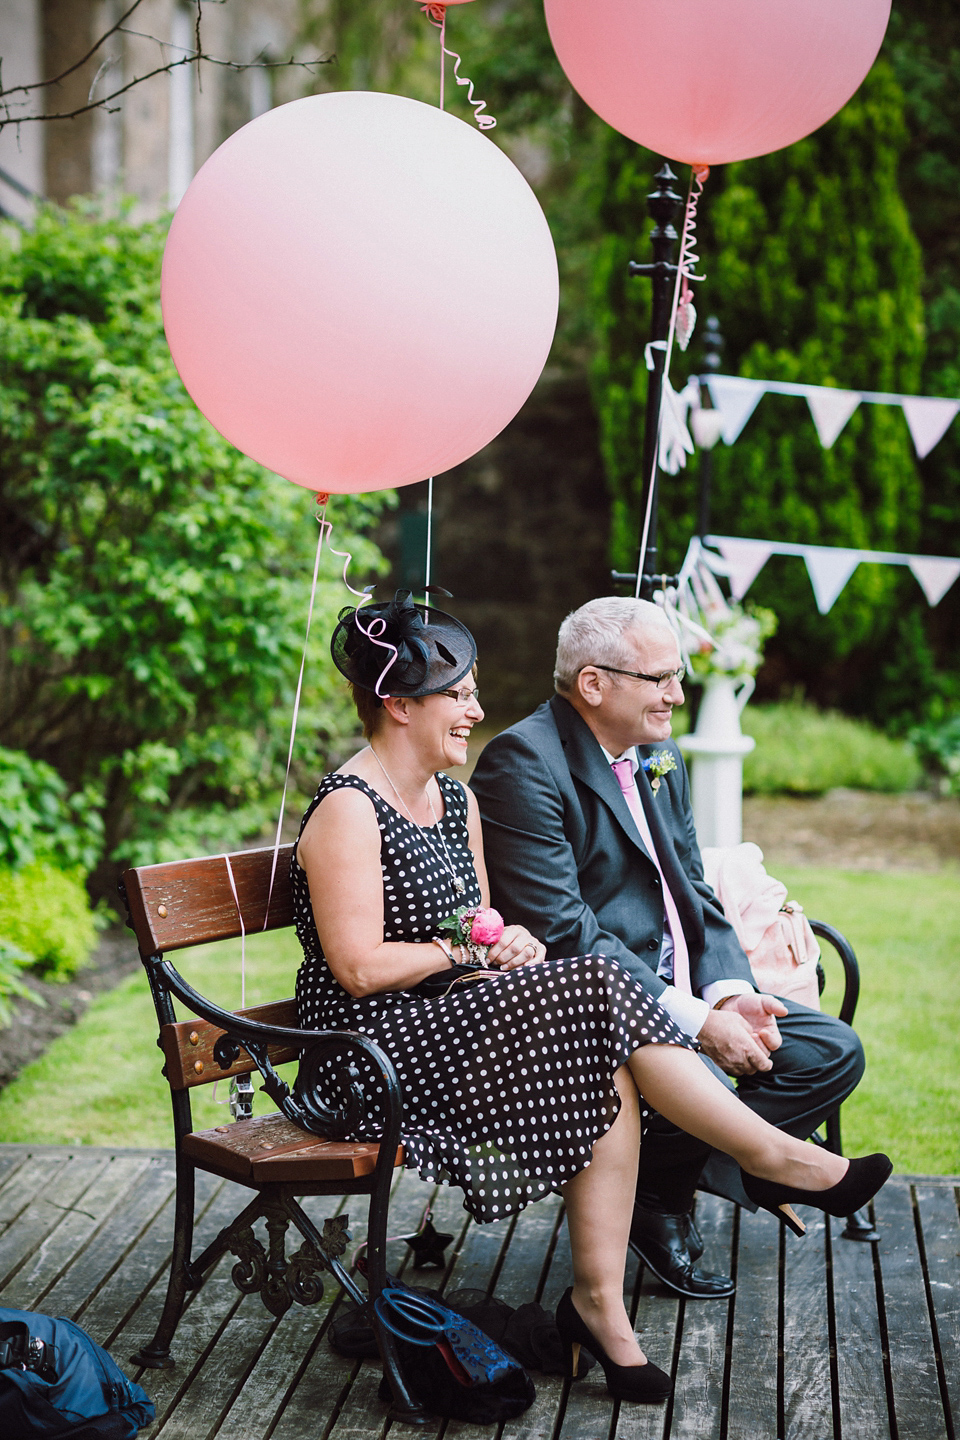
top-left (700, 844), bottom-right (821, 1009)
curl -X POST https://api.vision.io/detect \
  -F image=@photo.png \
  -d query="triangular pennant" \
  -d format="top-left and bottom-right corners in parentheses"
top-left (901, 396), bottom-right (960, 460)
top-left (705, 376), bottom-right (766, 445)
top-left (805, 387), bottom-right (861, 448)
top-left (803, 546), bottom-right (861, 613)
top-left (712, 536), bottom-right (773, 601)
top-left (908, 555), bottom-right (960, 606)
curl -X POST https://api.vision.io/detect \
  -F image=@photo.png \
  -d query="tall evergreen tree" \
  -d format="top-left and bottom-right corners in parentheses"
top-left (590, 62), bottom-right (937, 723)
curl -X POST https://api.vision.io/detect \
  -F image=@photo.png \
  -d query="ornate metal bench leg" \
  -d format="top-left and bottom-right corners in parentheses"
top-left (131, 1158), bottom-right (196, 1369)
top-left (376, 1318), bottom-right (433, 1425)
top-left (841, 1208), bottom-right (880, 1243)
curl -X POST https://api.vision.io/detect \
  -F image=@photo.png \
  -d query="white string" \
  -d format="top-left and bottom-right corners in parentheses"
top-left (224, 853), bottom-right (246, 1009)
top-left (636, 167), bottom-right (707, 595)
top-left (263, 503), bottom-right (328, 929)
top-left (424, 476), bottom-right (434, 596)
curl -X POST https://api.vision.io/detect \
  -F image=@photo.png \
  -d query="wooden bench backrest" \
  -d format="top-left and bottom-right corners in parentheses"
top-left (122, 845), bottom-right (301, 1091)
top-left (161, 999), bottom-right (301, 1091)
top-left (122, 843), bottom-right (296, 956)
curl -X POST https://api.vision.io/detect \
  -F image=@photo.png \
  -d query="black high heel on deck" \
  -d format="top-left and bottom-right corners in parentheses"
top-left (554, 1287), bottom-right (672, 1404)
top-left (740, 1153), bottom-right (893, 1237)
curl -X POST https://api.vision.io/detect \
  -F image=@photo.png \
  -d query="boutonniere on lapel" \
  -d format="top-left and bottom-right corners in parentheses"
top-left (642, 751), bottom-right (677, 795)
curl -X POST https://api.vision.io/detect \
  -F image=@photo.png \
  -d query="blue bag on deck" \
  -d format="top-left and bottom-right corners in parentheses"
top-left (0, 1308), bottom-right (155, 1438)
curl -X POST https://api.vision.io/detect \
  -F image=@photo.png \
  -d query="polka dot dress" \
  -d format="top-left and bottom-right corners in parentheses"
top-left (292, 771), bottom-right (696, 1225)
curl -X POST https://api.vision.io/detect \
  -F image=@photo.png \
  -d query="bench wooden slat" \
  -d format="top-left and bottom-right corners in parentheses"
top-left (181, 1112), bottom-right (402, 1182)
top-left (161, 999), bottom-right (301, 1090)
top-left (122, 844), bottom-right (296, 955)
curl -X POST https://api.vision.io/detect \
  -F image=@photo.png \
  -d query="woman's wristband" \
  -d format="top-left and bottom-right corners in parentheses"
top-left (432, 936), bottom-right (455, 967)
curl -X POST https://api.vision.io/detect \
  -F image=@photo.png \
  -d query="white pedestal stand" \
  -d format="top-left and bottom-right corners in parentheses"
top-left (679, 675), bottom-right (756, 849)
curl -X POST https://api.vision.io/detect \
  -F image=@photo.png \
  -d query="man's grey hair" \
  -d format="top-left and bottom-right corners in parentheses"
top-left (554, 597), bottom-right (672, 693)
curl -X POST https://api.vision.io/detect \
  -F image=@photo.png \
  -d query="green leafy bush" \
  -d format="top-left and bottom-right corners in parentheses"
top-left (0, 862), bottom-right (98, 980)
top-left (0, 935), bottom-right (44, 1026)
top-left (0, 204), bottom-right (389, 893)
top-left (909, 713), bottom-right (960, 796)
top-left (741, 702), bottom-right (921, 795)
top-left (0, 746), bottom-right (103, 871)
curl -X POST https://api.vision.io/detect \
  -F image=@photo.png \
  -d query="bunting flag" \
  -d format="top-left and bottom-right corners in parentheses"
top-left (900, 396), bottom-right (960, 460)
top-left (802, 546), bottom-right (862, 614)
top-left (705, 535), bottom-right (960, 613)
top-left (704, 376), bottom-right (767, 445)
top-left (712, 537), bottom-right (775, 601)
top-left (698, 374), bottom-right (960, 460)
top-left (908, 555), bottom-right (960, 606)
top-left (805, 388), bottom-right (861, 449)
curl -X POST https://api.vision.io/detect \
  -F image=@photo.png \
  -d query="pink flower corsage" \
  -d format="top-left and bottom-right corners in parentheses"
top-left (436, 905), bottom-right (504, 966)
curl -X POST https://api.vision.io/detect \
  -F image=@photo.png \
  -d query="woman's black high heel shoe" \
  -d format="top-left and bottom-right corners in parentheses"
top-left (741, 1153), bottom-right (893, 1237)
top-left (555, 1288), bottom-right (672, 1404)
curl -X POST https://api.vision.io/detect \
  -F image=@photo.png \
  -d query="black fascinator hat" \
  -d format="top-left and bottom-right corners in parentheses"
top-left (331, 589), bottom-right (477, 698)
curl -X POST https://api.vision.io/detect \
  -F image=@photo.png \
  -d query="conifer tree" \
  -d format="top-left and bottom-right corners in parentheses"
top-left (590, 62), bottom-right (934, 722)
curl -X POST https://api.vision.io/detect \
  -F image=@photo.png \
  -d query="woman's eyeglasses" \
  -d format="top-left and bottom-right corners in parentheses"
top-left (438, 686), bottom-right (481, 705)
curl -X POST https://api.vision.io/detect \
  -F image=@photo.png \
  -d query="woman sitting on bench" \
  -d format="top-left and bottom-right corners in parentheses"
top-left (292, 593), bottom-right (891, 1405)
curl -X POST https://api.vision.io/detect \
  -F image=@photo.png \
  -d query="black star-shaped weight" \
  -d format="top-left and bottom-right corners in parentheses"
top-left (402, 1217), bottom-right (454, 1269)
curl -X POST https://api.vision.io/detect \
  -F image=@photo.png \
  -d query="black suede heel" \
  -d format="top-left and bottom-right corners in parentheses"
top-left (741, 1153), bottom-right (893, 1236)
top-left (554, 1288), bottom-right (672, 1403)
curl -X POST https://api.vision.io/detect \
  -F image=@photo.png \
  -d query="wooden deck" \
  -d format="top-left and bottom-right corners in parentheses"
top-left (0, 1145), bottom-right (957, 1440)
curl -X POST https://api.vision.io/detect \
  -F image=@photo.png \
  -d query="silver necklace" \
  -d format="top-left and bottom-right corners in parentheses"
top-left (367, 746), bottom-right (467, 897)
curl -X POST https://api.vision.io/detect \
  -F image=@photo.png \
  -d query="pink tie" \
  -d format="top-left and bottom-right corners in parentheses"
top-left (611, 758), bottom-right (692, 995)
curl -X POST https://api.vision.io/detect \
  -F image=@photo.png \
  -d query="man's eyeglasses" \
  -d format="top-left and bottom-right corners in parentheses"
top-left (587, 664), bottom-right (686, 690)
top-left (438, 686), bottom-right (481, 705)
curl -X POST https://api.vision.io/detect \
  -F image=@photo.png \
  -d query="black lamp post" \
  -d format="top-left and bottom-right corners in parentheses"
top-left (611, 164), bottom-right (683, 596)
top-left (693, 315), bottom-right (724, 537)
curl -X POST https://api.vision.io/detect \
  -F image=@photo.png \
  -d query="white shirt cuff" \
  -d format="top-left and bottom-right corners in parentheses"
top-left (700, 978), bottom-right (755, 1010)
top-left (656, 985), bottom-right (711, 1038)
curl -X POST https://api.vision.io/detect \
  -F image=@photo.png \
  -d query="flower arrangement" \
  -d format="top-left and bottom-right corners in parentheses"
top-left (437, 905), bottom-right (505, 966)
top-left (687, 602), bottom-right (777, 681)
top-left (642, 751), bottom-right (678, 795)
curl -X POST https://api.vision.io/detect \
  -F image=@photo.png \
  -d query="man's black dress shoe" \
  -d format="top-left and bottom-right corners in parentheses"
top-left (629, 1203), bottom-right (736, 1299)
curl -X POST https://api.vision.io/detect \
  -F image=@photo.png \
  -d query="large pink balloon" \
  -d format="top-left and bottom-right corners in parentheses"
top-left (544, 0), bottom-right (891, 165)
top-left (161, 92), bottom-right (558, 493)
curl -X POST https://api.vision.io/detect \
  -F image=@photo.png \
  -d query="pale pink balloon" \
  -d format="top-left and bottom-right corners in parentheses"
top-left (161, 92), bottom-right (558, 494)
top-left (544, 0), bottom-right (891, 165)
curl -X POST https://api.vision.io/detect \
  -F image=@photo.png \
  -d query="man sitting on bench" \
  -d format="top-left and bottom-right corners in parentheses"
top-left (470, 596), bottom-right (866, 1301)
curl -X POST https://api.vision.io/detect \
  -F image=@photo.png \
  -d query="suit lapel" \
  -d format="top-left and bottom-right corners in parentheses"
top-left (549, 696), bottom-right (658, 865)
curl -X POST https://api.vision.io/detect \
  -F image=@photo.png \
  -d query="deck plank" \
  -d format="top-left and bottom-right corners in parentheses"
top-left (829, 1210), bottom-right (891, 1440)
top-left (666, 1194), bottom-right (734, 1440)
top-left (0, 1152), bottom-right (153, 1311)
top-left (781, 1213), bottom-right (834, 1440)
top-left (42, 1155), bottom-right (177, 1318)
top-left (725, 1205), bottom-right (780, 1440)
top-left (497, 1198), bottom-right (567, 1440)
top-left (874, 1182), bottom-right (949, 1440)
top-left (914, 1182), bottom-right (960, 1433)
top-left (0, 1150), bottom-right (109, 1293)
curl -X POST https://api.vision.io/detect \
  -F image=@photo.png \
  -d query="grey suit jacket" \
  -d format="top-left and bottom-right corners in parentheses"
top-left (469, 695), bottom-right (756, 998)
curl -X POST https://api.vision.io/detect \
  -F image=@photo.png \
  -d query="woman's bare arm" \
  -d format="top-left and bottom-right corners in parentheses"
top-left (296, 787), bottom-right (453, 998)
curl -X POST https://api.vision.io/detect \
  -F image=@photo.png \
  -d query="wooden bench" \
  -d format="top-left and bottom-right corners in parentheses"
top-left (119, 843), bottom-right (430, 1424)
top-left (119, 841), bottom-right (871, 1426)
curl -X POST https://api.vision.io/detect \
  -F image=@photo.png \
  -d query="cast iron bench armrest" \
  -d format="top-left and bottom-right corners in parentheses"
top-left (147, 952), bottom-right (403, 1147)
top-left (807, 919), bottom-right (860, 1028)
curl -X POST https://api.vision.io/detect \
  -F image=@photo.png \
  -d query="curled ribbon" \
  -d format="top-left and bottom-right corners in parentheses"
top-left (421, 4), bottom-right (496, 130)
top-left (315, 507), bottom-right (399, 699)
top-left (675, 165), bottom-right (709, 351)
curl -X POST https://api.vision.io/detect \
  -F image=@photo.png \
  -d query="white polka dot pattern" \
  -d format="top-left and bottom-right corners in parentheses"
top-left (291, 771), bottom-right (695, 1224)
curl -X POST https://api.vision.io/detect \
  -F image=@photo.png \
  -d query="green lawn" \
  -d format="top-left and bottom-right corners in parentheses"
top-left (0, 870), bottom-right (957, 1175)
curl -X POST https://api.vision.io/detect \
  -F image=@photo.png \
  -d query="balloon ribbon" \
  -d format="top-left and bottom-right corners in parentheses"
top-left (421, 5), bottom-right (496, 129)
